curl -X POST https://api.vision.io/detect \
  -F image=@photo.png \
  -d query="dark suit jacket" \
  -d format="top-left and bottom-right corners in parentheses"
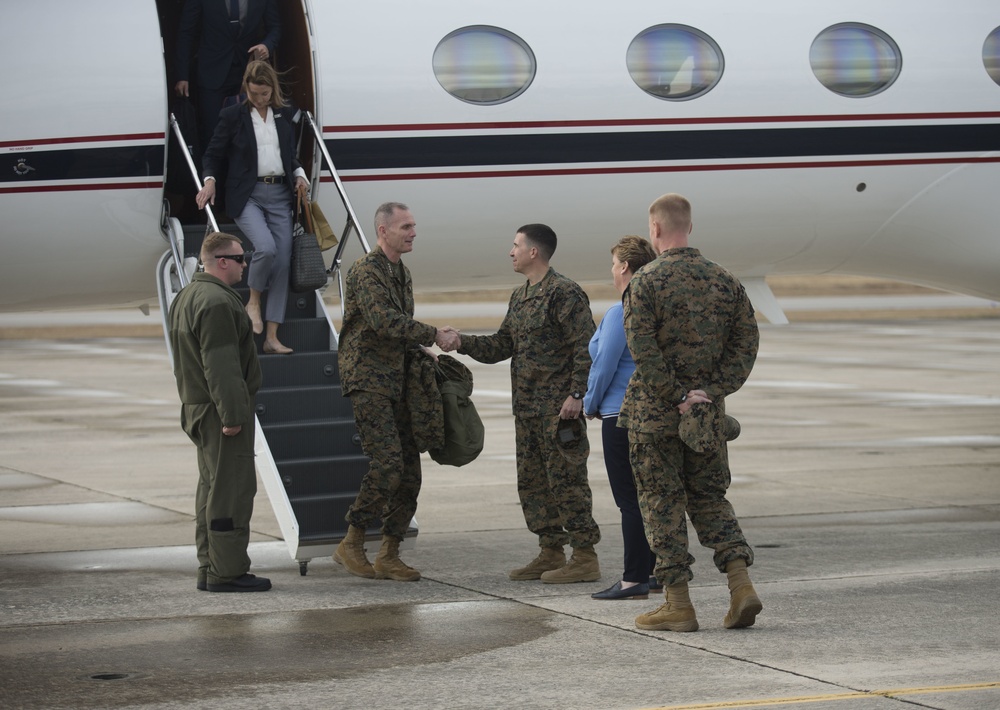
top-left (176, 0), bottom-right (281, 90)
top-left (202, 102), bottom-right (302, 217)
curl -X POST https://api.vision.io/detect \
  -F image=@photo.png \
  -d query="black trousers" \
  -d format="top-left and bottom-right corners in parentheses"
top-left (603, 416), bottom-right (656, 583)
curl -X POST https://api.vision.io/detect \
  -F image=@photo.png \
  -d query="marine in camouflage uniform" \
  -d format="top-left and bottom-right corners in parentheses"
top-left (459, 224), bottom-right (601, 583)
top-left (169, 232), bottom-right (269, 593)
top-left (619, 193), bottom-right (762, 631)
top-left (335, 202), bottom-right (458, 581)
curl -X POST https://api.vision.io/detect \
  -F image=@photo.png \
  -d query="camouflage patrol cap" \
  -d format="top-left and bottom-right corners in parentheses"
top-left (554, 416), bottom-right (590, 464)
top-left (678, 402), bottom-right (725, 452)
top-left (723, 414), bottom-right (741, 442)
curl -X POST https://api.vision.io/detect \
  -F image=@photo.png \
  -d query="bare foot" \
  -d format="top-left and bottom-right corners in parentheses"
top-left (263, 340), bottom-right (293, 355)
top-left (246, 303), bottom-right (263, 335)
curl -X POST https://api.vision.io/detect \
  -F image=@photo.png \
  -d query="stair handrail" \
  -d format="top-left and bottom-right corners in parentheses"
top-left (168, 112), bottom-right (220, 242)
top-left (300, 111), bottom-right (371, 319)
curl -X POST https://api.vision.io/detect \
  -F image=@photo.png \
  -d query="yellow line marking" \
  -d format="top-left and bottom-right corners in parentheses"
top-left (642, 681), bottom-right (1000, 709)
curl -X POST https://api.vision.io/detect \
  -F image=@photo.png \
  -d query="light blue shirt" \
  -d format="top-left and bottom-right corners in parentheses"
top-left (584, 301), bottom-right (634, 417)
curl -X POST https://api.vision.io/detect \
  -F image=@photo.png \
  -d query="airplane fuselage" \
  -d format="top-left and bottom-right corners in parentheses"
top-left (2, 0), bottom-right (998, 310)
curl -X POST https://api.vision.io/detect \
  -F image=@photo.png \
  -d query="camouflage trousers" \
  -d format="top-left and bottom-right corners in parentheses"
top-left (346, 391), bottom-right (421, 541)
top-left (628, 431), bottom-right (753, 586)
top-left (514, 416), bottom-right (601, 549)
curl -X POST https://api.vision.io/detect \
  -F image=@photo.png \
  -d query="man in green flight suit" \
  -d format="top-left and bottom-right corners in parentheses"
top-left (168, 232), bottom-right (269, 592)
top-left (334, 202), bottom-right (460, 582)
top-left (456, 223), bottom-right (602, 584)
top-left (621, 193), bottom-right (762, 631)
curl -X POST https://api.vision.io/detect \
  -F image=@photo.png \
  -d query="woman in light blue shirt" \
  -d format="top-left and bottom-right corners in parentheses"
top-left (585, 235), bottom-right (658, 600)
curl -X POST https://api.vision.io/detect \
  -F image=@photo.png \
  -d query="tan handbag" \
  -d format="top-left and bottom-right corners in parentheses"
top-left (310, 201), bottom-right (338, 250)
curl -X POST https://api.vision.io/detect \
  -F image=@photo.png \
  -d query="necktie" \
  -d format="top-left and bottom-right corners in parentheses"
top-left (229, 0), bottom-right (240, 35)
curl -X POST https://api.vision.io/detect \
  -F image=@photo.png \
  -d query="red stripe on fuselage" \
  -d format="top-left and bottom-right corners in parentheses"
top-left (328, 155), bottom-right (1000, 183)
top-left (0, 133), bottom-right (165, 149)
top-left (322, 112), bottom-right (1000, 134)
top-left (0, 182), bottom-right (163, 194)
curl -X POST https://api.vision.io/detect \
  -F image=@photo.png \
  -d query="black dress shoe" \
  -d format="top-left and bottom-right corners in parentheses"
top-left (648, 576), bottom-right (663, 591)
top-left (206, 573), bottom-right (272, 593)
top-left (591, 581), bottom-right (649, 600)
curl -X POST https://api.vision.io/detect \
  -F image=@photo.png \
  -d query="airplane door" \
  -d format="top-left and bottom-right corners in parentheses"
top-left (0, 1), bottom-right (167, 309)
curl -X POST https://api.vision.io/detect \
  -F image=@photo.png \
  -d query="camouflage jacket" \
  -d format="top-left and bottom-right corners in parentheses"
top-left (618, 247), bottom-right (758, 434)
top-left (168, 273), bottom-right (261, 427)
top-left (459, 267), bottom-right (594, 418)
top-left (338, 246), bottom-right (437, 399)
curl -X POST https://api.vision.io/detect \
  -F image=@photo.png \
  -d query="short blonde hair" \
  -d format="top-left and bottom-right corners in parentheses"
top-left (200, 232), bottom-right (242, 262)
top-left (649, 193), bottom-right (692, 233)
top-left (612, 235), bottom-right (657, 273)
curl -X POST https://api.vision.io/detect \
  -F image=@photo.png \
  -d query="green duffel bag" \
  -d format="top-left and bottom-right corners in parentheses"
top-left (430, 355), bottom-right (485, 467)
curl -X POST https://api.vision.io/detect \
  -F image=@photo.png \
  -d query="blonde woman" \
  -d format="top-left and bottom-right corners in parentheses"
top-left (197, 61), bottom-right (309, 355)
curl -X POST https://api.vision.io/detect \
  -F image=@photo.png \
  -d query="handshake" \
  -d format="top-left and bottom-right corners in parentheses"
top-left (435, 326), bottom-right (461, 353)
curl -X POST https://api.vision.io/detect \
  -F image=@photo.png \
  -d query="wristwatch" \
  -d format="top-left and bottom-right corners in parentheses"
top-left (571, 391), bottom-right (583, 400)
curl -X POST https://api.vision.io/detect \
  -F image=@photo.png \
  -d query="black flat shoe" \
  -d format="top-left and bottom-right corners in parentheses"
top-left (591, 581), bottom-right (649, 600)
top-left (206, 573), bottom-right (272, 593)
top-left (648, 576), bottom-right (663, 591)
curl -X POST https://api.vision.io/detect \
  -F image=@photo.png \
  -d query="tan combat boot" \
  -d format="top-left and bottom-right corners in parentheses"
top-left (509, 546), bottom-right (566, 580)
top-left (374, 536), bottom-right (421, 581)
top-left (540, 546), bottom-right (601, 584)
top-left (333, 525), bottom-right (375, 579)
top-left (635, 581), bottom-right (699, 632)
top-left (723, 558), bottom-right (762, 629)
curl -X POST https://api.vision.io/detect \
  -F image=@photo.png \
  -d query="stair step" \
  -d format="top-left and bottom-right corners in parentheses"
top-left (255, 385), bottom-right (352, 423)
top-left (290, 492), bottom-right (356, 540)
top-left (261, 418), bottom-right (362, 459)
top-left (258, 350), bottom-right (340, 387)
top-left (276, 455), bottom-right (370, 496)
top-left (254, 317), bottom-right (331, 353)
top-left (239, 289), bottom-right (320, 321)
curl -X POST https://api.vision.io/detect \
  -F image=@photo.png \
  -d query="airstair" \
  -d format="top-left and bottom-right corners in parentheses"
top-left (157, 112), bottom-right (406, 575)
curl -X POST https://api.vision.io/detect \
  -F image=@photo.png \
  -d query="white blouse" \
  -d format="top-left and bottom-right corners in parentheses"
top-left (251, 107), bottom-right (284, 177)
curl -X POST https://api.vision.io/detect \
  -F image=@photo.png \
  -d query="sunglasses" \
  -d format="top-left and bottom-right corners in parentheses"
top-left (215, 252), bottom-right (250, 264)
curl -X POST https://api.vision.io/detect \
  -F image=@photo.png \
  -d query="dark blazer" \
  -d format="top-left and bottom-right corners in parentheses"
top-left (175, 0), bottom-right (282, 90)
top-left (201, 102), bottom-right (302, 217)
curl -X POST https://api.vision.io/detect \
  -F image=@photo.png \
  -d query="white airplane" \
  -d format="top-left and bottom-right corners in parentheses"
top-left (4, 0), bottom-right (998, 569)
top-left (2, 0), bottom-right (999, 324)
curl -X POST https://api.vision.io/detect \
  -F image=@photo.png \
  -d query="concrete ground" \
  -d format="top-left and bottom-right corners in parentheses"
top-left (0, 310), bottom-right (998, 709)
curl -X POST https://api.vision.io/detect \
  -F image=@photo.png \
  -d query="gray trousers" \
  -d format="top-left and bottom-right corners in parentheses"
top-left (235, 181), bottom-right (293, 324)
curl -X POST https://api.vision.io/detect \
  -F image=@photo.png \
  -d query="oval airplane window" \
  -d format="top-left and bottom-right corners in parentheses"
top-left (810, 23), bottom-right (902, 97)
top-left (626, 25), bottom-right (724, 101)
top-left (985, 26), bottom-right (1000, 86)
top-left (433, 26), bottom-right (536, 105)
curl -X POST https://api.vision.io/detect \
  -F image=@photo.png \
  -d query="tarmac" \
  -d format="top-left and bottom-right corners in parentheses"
top-left (1, 298), bottom-right (998, 709)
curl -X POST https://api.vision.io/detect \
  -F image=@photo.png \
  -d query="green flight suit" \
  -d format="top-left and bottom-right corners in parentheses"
top-left (459, 267), bottom-right (601, 549)
top-left (168, 272), bottom-right (262, 586)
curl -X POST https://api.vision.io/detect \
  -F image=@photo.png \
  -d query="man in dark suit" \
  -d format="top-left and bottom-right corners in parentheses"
top-left (175, 0), bottom-right (282, 150)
